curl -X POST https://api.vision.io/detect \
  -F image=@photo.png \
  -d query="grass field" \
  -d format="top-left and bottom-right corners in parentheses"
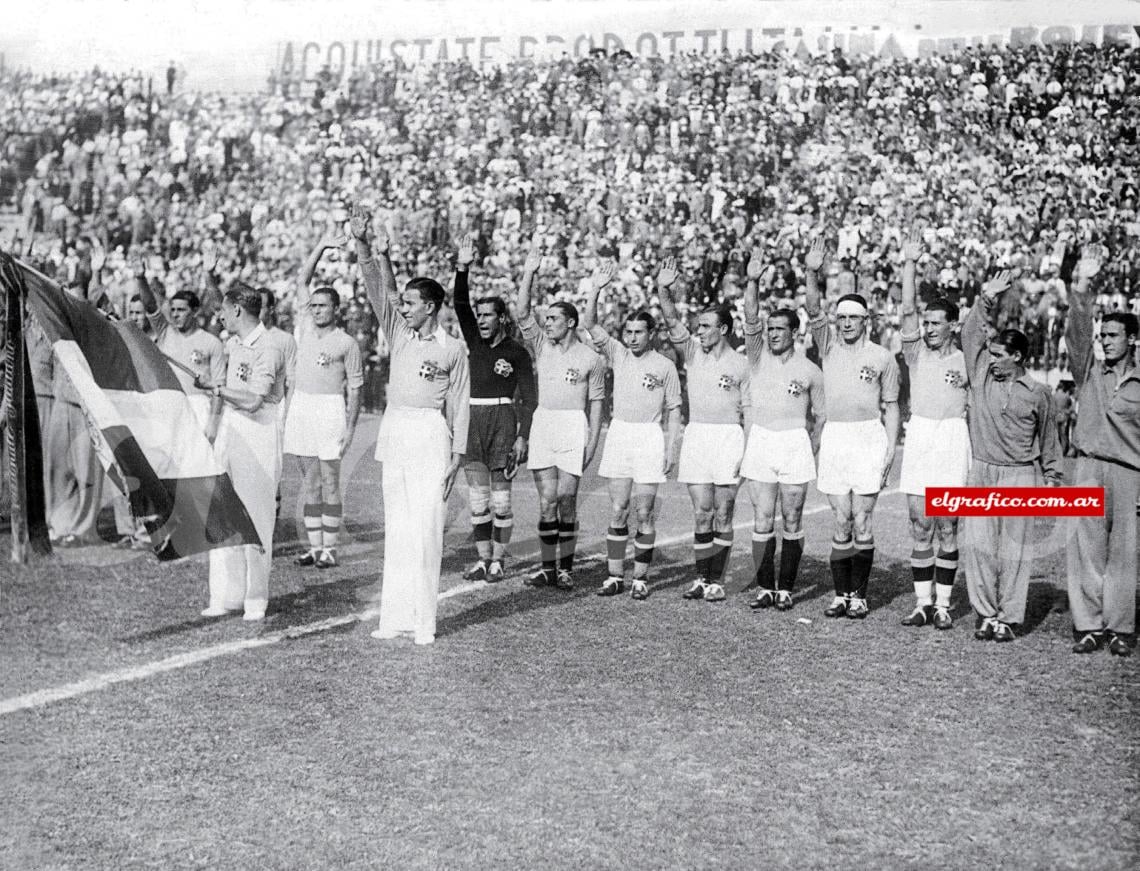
top-left (2, 413), bottom-right (1138, 870)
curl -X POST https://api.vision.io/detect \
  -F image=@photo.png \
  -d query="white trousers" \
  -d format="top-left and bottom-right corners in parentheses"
top-left (208, 403), bottom-right (282, 613)
top-left (375, 407), bottom-right (451, 644)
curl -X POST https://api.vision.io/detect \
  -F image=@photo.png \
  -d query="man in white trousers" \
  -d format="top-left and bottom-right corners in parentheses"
top-left (349, 205), bottom-right (469, 646)
top-left (198, 286), bottom-right (287, 621)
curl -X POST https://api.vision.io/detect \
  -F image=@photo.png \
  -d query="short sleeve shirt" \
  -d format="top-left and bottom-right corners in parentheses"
top-left (148, 313), bottom-right (226, 397)
top-left (519, 312), bottom-right (605, 411)
top-left (225, 322), bottom-right (285, 404)
top-left (669, 323), bottom-right (750, 425)
top-left (901, 333), bottom-right (968, 420)
top-left (744, 321), bottom-right (825, 431)
top-left (294, 319), bottom-right (364, 395)
top-left (809, 314), bottom-right (900, 422)
top-left (595, 332), bottom-right (682, 424)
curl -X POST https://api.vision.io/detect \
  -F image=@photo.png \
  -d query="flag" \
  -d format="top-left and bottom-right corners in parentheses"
top-left (0, 252), bottom-right (261, 560)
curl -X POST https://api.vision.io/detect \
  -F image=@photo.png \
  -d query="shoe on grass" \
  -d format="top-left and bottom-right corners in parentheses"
top-left (597, 577), bottom-right (625, 597)
top-left (1072, 633), bottom-right (1103, 654)
top-left (630, 579), bottom-right (649, 601)
top-left (316, 548), bottom-right (338, 569)
top-left (824, 596), bottom-right (848, 618)
top-left (682, 580), bottom-right (708, 600)
top-left (974, 617), bottom-right (997, 641)
top-left (704, 583), bottom-right (726, 602)
top-left (901, 605), bottom-right (932, 627)
top-left (774, 590), bottom-right (794, 611)
top-left (524, 568), bottom-right (553, 587)
top-left (1107, 634), bottom-right (1133, 657)
top-left (295, 548), bottom-right (318, 567)
top-left (993, 622), bottom-right (1015, 643)
top-left (555, 569), bottom-right (575, 591)
top-left (845, 597), bottom-right (869, 619)
top-left (486, 560), bottom-right (505, 583)
top-left (464, 560), bottom-right (488, 581)
top-left (932, 607), bottom-right (953, 630)
top-left (750, 589), bottom-right (776, 610)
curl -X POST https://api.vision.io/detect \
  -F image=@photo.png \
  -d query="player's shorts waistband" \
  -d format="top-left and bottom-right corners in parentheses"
top-left (470, 397), bottom-right (514, 406)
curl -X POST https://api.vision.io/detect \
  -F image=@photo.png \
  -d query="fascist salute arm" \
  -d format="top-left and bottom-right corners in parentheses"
top-left (962, 270), bottom-right (1012, 384)
top-left (453, 233), bottom-right (479, 345)
top-left (131, 256), bottom-right (160, 316)
top-left (1064, 244), bottom-right (1105, 390)
top-left (349, 205), bottom-right (400, 334)
top-left (515, 233), bottom-right (543, 325)
top-left (803, 236), bottom-right (828, 320)
top-left (899, 228), bottom-right (922, 338)
top-left (655, 256), bottom-right (682, 330)
top-left (297, 227), bottom-right (347, 314)
top-left (582, 261), bottom-right (618, 344)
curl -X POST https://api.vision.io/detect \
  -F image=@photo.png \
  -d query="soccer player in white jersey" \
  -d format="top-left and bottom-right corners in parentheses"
top-left (655, 256), bottom-right (750, 602)
top-left (583, 262), bottom-right (683, 601)
top-left (805, 236), bottom-right (901, 619)
top-left (897, 229), bottom-right (971, 630)
top-left (741, 250), bottom-right (825, 611)
top-left (285, 230), bottom-right (364, 569)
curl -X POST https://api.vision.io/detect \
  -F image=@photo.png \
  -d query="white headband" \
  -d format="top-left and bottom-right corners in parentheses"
top-left (835, 299), bottom-right (869, 317)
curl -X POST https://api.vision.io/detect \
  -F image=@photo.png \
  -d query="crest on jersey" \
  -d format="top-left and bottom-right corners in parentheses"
top-left (236, 361), bottom-right (252, 382)
top-left (494, 358), bottom-right (514, 378)
top-left (787, 379), bottom-right (805, 397)
top-left (564, 368), bottom-right (580, 384)
top-left (419, 360), bottom-right (445, 381)
top-left (642, 373), bottom-right (663, 391)
top-left (858, 365), bottom-right (878, 383)
top-left (717, 374), bottom-right (738, 391)
top-left (944, 369), bottom-right (965, 388)
top-left (317, 352), bottom-right (332, 368)
top-left (190, 349), bottom-right (205, 366)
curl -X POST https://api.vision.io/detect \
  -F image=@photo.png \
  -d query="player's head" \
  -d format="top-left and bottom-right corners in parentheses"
top-left (257, 287), bottom-right (276, 327)
top-left (834, 294), bottom-right (869, 344)
top-left (988, 328), bottom-right (1029, 381)
top-left (767, 308), bottom-right (800, 355)
top-left (475, 295), bottom-right (508, 343)
top-left (1101, 312), bottom-right (1138, 366)
top-left (921, 297), bottom-right (959, 350)
top-left (543, 301), bottom-right (579, 342)
top-left (309, 286), bottom-right (340, 329)
top-left (401, 276), bottom-right (445, 332)
top-left (695, 305), bottom-right (732, 352)
top-left (169, 290), bottom-right (201, 333)
top-left (127, 294), bottom-right (149, 332)
top-left (221, 286), bottom-right (263, 334)
top-left (622, 310), bottom-right (656, 356)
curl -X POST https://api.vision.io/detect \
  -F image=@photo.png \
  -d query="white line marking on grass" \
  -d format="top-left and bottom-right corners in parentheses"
top-left (1, 491), bottom-right (900, 717)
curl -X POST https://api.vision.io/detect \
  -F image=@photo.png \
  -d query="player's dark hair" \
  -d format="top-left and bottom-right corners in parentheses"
top-left (548, 301), bottom-right (579, 329)
top-left (624, 310), bottom-right (656, 332)
top-left (224, 286), bottom-right (263, 318)
top-left (1103, 311), bottom-right (1139, 338)
top-left (312, 286), bottom-right (341, 308)
top-left (171, 290), bottom-right (201, 311)
top-left (406, 276), bottom-right (446, 315)
top-left (770, 308), bottom-right (800, 332)
top-left (925, 297), bottom-right (959, 323)
top-left (995, 328), bottom-right (1029, 363)
top-left (258, 287), bottom-right (276, 308)
top-left (128, 294), bottom-right (142, 305)
top-left (701, 304), bottom-right (733, 332)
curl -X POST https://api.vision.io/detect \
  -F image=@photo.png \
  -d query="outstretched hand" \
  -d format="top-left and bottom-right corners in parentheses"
top-left (902, 227), bottom-right (923, 263)
top-left (456, 233), bottom-right (476, 267)
top-left (657, 256), bottom-right (679, 289)
top-left (523, 233), bottom-right (543, 274)
top-left (805, 236), bottom-right (829, 273)
top-left (1074, 243), bottom-right (1106, 283)
top-left (349, 205), bottom-right (370, 243)
top-left (745, 247), bottom-right (774, 284)
top-left (591, 261), bottom-right (617, 292)
top-left (982, 269), bottom-right (1013, 302)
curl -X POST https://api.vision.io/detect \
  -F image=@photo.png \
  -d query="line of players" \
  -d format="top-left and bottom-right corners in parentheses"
top-left (145, 212), bottom-right (1135, 656)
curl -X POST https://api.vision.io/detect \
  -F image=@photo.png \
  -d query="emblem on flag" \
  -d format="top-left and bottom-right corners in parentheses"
top-left (642, 373), bottom-right (663, 391)
top-left (858, 365), bottom-right (877, 383)
top-left (494, 358), bottom-right (513, 378)
top-left (564, 368), bottom-right (580, 384)
top-left (317, 352), bottom-right (332, 368)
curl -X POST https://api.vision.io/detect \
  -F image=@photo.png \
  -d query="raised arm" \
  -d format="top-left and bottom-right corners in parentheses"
top-left (453, 233), bottom-right (479, 345)
top-left (963, 270), bottom-right (1011, 382)
top-left (297, 227), bottom-right (346, 312)
top-left (743, 246), bottom-right (773, 362)
top-left (515, 233), bottom-right (543, 322)
top-left (582, 261), bottom-right (617, 345)
top-left (655, 256), bottom-right (682, 330)
top-left (349, 204), bottom-right (399, 338)
top-left (899, 227), bottom-right (922, 338)
top-left (803, 235), bottom-right (828, 319)
top-left (132, 255), bottom-right (160, 315)
top-left (1064, 244), bottom-right (1103, 389)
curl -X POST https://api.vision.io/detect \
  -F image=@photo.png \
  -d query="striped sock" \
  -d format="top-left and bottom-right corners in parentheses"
top-left (321, 502), bottom-right (342, 550)
top-left (710, 530), bottom-right (734, 582)
top-left (694, 530), bottom-right (715, 581)
top-left (491, 513), bottom-right (513, 561)
top-left (935, 549), bottom-right (959, 607)
top-left (606, 526), bottom-right (629, 577)
top-left (910, 546), bottom-right (935, 605)
top-left (472, 511), bottom-right (493, 561)
top-left (632, 530), bottom-right (656, 578)
top-left (752, 530), bottom-right (776, 589)
top-left (557, 520), bottom-right (578, 571)
top-left (778, 530), bottom-right (805, 591)
top-left (538, 520), bottom-right (559, 572)
top-left (830, 537), bottom-right (854, 595)
top-left (851, 538), bottom-right (875, 598)
top-left (303, 504), bottom-right (323, 550)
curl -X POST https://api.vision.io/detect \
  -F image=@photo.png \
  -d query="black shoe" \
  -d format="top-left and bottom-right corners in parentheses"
top-left (974, 618), bottom-right (997, 641)
top-left (774, 591), bottom-right (794, 611)
top-left (845, 597), bottom-right (869, 619)
top-left (524, 568), bottom-right (554, 588)
top-left (682, 580), bottom-right (708, 600)
top-left (932, 607), bottom-right (953, 630)
top-left (1108, 634), bottom-right (1133, 657)
top-left (554, 569), bottom-right (575, 591)
top-left (824, 596), bottom-right (848, 618)
top-left (464, 560), bottom-right (489, 581)
top-left (295, 549), bottom-right (318, 567)
top-left (486, 560), bottom-right (505, 583)
top-left (750, 589), bottom-right (776, 610)
top-left (597, 577), bottom-right (625, 597)
top-left (1072, 633), bottom-right (1103, 654)
top-left (993, 622), bottom-right (1015, 643)
top-left (901, 605), bottom-right (932, 627)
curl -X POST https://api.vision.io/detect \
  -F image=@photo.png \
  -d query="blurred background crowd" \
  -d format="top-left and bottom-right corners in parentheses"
top-left (3, 40), bottom-right (1139, 410)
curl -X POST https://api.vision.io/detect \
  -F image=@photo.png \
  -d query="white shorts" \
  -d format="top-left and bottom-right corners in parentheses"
top-left (816, 419), bottom-right (889, 496)
top-left (527, 407), bottom-right (588, 477)
top-left (678, 422), bottom-right (744, 485)
top-left (599, 419), bottom-right (666, 484)
top-left (899, 415), bottom-right (972, 496)
top-left (284, 392), bottom-right (346, 461)
top-left (740, 426), bottom-right (816, 485)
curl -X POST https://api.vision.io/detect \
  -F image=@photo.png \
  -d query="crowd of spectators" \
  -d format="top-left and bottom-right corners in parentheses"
top-left (3, 39), bottom-right (1139, 406)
